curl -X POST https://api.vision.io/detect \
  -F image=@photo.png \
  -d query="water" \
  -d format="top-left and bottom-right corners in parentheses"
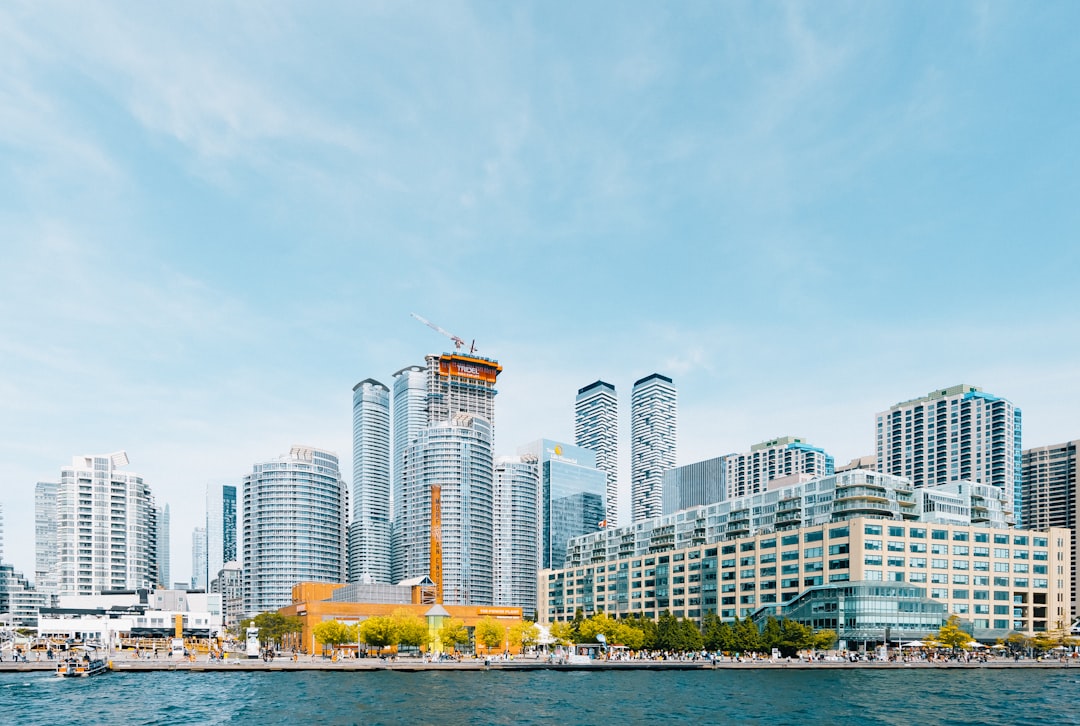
top-left (3, 669), bottom-right (1078, 725)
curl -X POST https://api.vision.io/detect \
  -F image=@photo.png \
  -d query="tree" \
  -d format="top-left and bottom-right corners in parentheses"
top-left (251, 612), bottom-right (304, 649)
top-left (625, 615), bottom-right (658, 650)
top-left (548, 620), bottom-right (574, 646)
top-left (312, 620), bottom-right (357, 656)
top-left (732, 617), bottom-right (762, 654)
top-left (391, 610), bottom-right (429, 651)
top-left (761, 617), bottom-right (784, 652)
top-left (656, 611), bottom-right (679, 651)
top-left (474, 617), bottom-right (505, 653)
top-left (936, 615), bottom-right (971, 650)
top-left (578, 612), bottom-right (617, 643)
top-left (508, 621), bottom-right (540, 651)
top-left (359, 616), bottom-right (398, 655)
top-left (811, 629), bottom-right (838, 652)
top-left (701, 613), bottom-right (726, 652)
top-left (612, 622), bottom-right (645, 651)
top-left (777, 619), bottom-right (813, 658)
top-left (438, 618), bottom-right (470, 652)
top-left (679, 618), bottom-right (703, 652)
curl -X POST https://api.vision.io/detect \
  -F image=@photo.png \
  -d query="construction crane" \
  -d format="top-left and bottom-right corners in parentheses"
top-left (410, 312), bottom-right (477, 354)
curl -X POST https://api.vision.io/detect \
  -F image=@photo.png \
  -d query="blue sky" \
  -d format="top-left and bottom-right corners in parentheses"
top-left (2, 2), bottom-right (1078, 583)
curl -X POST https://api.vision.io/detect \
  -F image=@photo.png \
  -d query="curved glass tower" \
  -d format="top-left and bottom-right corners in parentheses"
top-left (631, 374), bottom-right (677, 522)
top-left (242, 446), bottom-right (346, 615)
top-left (399, 414), bottom-right (494, 605)
top-left (349, 379), bottom-right (391, 584)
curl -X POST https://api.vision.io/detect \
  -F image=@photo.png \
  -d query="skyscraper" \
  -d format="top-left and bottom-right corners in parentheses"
top-left (191, 527), bottom-right (207, 590)
top-left (1022, 440), bottom-right (1079, 621)
top-left (391, 365), bottom-right (427, 585)
top-left (575, 380), bottom-right (618, 527)
top-left (722, 436), bottom-right (834, 499)
top-left (51, 452), bottom-right (158, 595)
top-left (493, 454), bottom-right (540, 614)
top-left (34, 481), bottom-right (58, 594)
top-left (206, 484), bottom-right (236, 586)
top-left (876, 385), bottom-right (1022, 523)
top-left (519, 439), bottom-right (606, 571)
top-left (631, 373), bottom-right (677, 522)
top-left (424, 352), bottom-right (502, 425)
top-left (398, 414), bottom-right (494, 605)
top-left (159, 504), bottom-right (171, 589)
top-left (348, 378), bottom-right (391, 584)
top-left (242, 446), bottom-right (347, 615)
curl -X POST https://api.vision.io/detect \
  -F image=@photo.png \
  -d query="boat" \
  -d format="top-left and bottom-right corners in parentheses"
top-left (56, 646), bottom-right (109, 677)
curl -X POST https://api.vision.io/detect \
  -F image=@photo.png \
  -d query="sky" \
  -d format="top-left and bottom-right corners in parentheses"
top-left (1, 1), bottom-right (1078, 585)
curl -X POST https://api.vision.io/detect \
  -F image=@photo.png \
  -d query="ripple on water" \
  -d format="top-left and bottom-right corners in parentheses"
top-left (2, 668), bottom-right (1079, 725)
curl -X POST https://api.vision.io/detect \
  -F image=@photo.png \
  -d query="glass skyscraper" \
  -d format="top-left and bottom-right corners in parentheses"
top-left (242, 446), bottom-right (346, 615)
top-left (349, 378), bottom-right (391, 584)
top-left (399, 415), bottom-right (494, 605)
top-left (575, 380), bottom-right (618, 527)
top-left (520, 439), bottom-right (606, 570)
top-left (493, 455), bottom-right (540, 614)
top-left (191, 526), bottom-right (207, 590)
top-left (391, 365), bottom-right (427, 585)
top-left (631, 373), bottom-right (677, 522)
top-left (206, 484), bottom-right (236, 587)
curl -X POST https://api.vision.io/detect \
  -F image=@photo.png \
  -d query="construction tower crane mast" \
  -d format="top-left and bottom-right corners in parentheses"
top-left (410, 312), bottom-right (477, 354)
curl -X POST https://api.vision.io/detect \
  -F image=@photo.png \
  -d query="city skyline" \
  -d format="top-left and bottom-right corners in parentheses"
top-left (2, 3), bottom-right (1080, 582)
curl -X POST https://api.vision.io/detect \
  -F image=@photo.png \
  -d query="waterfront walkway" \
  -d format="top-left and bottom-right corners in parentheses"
top-left (0, 657), bottom-right (1073, 673)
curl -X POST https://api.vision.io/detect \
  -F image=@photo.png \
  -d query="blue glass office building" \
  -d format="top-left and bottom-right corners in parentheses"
top-left (520, 439), bottom-right (606, 570)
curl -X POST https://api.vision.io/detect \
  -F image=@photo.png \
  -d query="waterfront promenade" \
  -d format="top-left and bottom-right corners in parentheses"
top-left (1, 656), bottom-right (1072, 673)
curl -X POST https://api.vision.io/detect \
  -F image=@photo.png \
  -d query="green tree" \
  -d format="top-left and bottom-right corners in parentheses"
top-left (578, 612), bottom-right (618, 643)
top-left (656, 611), bottom-right (679, 651)
top-left (548, 620), bottom-right (574, 646)
top-left (811, 629), bottom-right (838, 652)
top-left (251, 612), bottom-right (304, 648)
top-left (312, 620), bottom-right (357, 656)
top-left (701, 613), bottom-right (726, 652)
top-left (612, 622), bottom-right (645, 650)
top-left (936, 615), bottom-right (971, 650)
top-left (508, 621), bottom-right (540, 651)
top-left (625, 615), bottom-right (659, 650)
top-left (733, 617), bottom-right (762, 654)
top-left (474, 617), bottom-right (505, 653)
top-left (679, 618), bottom-right (704, 652)
top-left (777, 619), bottom-right (813, 657)
top-left (438, 618), bottom-right (470, 652)
top-left (391, 610), bottom-right (429, 651)
top-left (359, 616), bottom-right (398, 655)
top-left (761, 616), bottom-right (784, 652)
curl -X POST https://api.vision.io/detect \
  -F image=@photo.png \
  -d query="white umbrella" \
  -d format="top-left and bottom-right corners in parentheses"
top-left (901, 641), bottom-right (925, 648)
top-left (967, 642), bottom-right (986, 649)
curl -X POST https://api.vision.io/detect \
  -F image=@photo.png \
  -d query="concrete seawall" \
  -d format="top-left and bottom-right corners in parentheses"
top-left (2, 658), bottom-right (1073, 674)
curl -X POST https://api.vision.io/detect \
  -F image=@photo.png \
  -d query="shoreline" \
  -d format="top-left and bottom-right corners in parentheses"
top-left (1, 658), bottom-right (1073, 673)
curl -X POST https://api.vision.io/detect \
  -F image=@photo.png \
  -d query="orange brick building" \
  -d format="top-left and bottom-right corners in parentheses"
top-left (279, 581), bottom-right (523, 655)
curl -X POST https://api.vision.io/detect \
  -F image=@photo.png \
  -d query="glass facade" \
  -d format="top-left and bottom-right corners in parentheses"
top-left (575, 381), bottom-right (619, 527)
top-left (631, 374), bottom-right (676, 522)
top-left (493, 456), bottom-right (540, 614)
top-left (520, 440), bottom-right (606, 570)
top-left (755, 583), bottom-right (948, 644)
top-left (399, 416), bottom-right (494, 605)
top-left (242, 446), bottom-right (346, 615)
top-left (349, 378), bottom-right (391, 584)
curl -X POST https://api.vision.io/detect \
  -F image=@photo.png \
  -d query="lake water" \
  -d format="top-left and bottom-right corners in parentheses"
top-left (3, 668), bottom-right (1078, 725)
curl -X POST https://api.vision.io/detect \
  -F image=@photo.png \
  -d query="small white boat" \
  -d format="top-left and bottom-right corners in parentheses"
top-left (57, 646), bottom-right (109, 677)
